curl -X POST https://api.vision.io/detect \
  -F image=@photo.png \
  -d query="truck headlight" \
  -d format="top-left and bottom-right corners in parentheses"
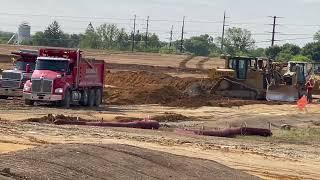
top-left (54, 88), bottom-right (64, 94)
top-left (23, 85), bottom-right (31, 92)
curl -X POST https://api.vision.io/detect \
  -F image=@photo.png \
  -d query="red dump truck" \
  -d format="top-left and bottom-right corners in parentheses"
top-left (0, 50), bottom-right (38, 99)
top-left (23, 48), bottom-right (105, 108)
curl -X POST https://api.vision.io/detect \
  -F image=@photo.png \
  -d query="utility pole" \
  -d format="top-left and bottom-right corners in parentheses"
top-left (132, 15), bottom-right (136, 52)
top-left (271, 16), bottom-right (277, 46)
top-left (145, 16), bottom-right (149, 48)
top-left (221, 11), bottom-right (229, 52)
top-left (169, 25), bottom-right (173, 49)
top-left (180, 16), bottom-right (185, 53)
top-left (268, 16), bottom-right (283, 47)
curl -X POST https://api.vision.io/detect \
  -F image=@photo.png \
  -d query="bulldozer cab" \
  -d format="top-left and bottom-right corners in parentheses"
top-left (312, 62), bottom-right (320, 75)
top-left (286, 61), bottom-right (309, 85)
top-left (227, 57), bottom-right (268, 79)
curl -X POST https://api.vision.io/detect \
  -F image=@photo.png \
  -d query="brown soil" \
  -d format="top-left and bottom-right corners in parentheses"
top-left (0, 144), bottom-right (257, 180)
top-left (105, 71), bottom-right (285, 108)
top-left (24, 114), bottom-right (86, 124)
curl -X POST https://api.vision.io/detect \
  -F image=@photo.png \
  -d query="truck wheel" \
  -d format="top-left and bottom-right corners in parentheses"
top-left (61, 90), bottom-right (71, 108)
top-left (25, 99), bottom-right (34, 106)
top-left (88, 89), bottom-right (95, 107)
top-left (0, 96), bottom-right (8, 99)
top-left (80, 90), bottom-right (89, 106)
top-left (95, 89), bottom-right (102, 107)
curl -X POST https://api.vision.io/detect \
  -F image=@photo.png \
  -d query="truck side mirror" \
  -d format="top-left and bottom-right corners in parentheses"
top-left (26, 64), bottom-right (31, 73)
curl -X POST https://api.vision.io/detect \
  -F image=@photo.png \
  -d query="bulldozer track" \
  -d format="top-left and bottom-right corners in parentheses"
top-left (212, 77), bottom-right (259, 100)
top-left (196, 57), bottom-right (210, 70)
top-left (179, 55), bottom-right (194, 69)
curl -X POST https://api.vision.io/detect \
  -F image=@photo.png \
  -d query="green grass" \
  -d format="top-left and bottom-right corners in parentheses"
top-left (238, 128), bottom-right (320, 145)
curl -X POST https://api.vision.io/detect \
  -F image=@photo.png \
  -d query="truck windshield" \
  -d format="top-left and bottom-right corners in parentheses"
top-left (15, 61), bottom-right (36, 71)
top-left (36, 60), bottom-right (68, 72)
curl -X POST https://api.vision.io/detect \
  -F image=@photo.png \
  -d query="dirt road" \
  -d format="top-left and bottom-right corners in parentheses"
top-left (0, 102), bottom-right (320, 179)
top-left (0, 144), bottom-right (258, 180)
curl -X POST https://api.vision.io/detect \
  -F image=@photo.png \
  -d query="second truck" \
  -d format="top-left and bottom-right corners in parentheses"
top-left (23, 48), bottom-right (105, 108)
top-left (0, 50), bottom-right (38, 99)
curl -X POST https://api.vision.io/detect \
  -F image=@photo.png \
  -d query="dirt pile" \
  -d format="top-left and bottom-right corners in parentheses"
top-left (25, 114), bottom-right (86, 124)
top-left (105, 71), bottom-right (218, 107)
top-left (0, 144), bottom-right (258, 180)
top-left (105, 71), bottom-right (285, 108)
top-left (152, 112), bottom-right (191, 122)
top-left (105, 71), bottom-right (200, 91)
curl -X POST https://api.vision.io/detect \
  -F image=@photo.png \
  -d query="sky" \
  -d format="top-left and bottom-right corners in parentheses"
top-left (0, 0), bottom-right (319, 47)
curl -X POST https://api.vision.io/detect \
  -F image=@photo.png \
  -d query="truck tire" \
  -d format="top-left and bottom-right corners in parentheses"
top-left (95, 89), bottom-right (102, 107)
top-left (0, 96), bottom-right (8, 99)
top-left (80, 90), bottom-right (89, 106)
top-left (25, 99), bottom-right (34, 106)
top-left (61, 90), bottom-right (71, 108)
top-left (88, 89), bottom-right (95, 107)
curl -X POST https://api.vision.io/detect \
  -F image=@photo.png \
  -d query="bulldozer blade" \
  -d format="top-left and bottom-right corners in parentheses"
top-left (266, 85), bottom-right (299, 102)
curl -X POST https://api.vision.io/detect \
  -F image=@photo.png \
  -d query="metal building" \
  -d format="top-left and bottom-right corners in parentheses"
top-left (17, 22), bottom-right (31, 44)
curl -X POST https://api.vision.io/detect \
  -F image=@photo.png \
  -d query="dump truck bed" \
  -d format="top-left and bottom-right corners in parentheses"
top-left (77, 59), bottom-right (105, 88)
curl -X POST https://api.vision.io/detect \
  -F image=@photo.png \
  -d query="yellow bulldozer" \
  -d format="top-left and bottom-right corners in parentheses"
top-left (208, 55), bottom-right (271, 100)
top-left (208, 56), bottom-right (308, 102)
top-left (266, 61), bottom-right (309, 102)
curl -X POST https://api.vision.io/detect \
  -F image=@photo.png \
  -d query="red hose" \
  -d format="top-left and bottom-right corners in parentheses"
top-left (53, 119), bottom-right (160, 130)
top-left (176, 127), bottom-right (272, 137)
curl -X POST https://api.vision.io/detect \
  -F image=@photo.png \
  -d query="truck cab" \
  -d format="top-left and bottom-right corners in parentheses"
top-left (23, 48), bottom-right (105, 108)
top-left (0, 50), bottom-right (38, 99)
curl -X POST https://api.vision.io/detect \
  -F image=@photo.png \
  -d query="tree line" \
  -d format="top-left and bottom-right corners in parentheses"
top-left (1, 20), bottom-right (320, 62)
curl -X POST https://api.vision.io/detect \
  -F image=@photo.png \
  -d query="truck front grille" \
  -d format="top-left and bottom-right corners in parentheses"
top-left (1, 80), bottom-right (20, 88)
top-left (32, 79), bottom-right (53, 93)
top-left (2, 72), bottom-right (21, 80)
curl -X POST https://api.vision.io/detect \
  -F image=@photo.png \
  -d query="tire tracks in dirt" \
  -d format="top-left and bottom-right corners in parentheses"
top-left (179, 55), bottom-right (194, 69)
top-left (196, 57), bottom-right (210, 70)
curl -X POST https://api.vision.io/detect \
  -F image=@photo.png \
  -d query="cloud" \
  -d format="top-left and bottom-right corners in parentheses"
top-left (301, 0), bottom-right (320, 3)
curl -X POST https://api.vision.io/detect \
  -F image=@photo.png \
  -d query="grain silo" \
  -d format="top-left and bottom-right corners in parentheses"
top-left (17, 22), bottom-right (31, 44)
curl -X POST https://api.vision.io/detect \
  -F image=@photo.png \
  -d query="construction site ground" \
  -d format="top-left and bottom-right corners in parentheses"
top-left (0, 45), bottom-right (320, 179)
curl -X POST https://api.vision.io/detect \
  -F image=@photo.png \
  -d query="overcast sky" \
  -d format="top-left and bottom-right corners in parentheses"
top-left (0, 0), bottom-right (319, 47)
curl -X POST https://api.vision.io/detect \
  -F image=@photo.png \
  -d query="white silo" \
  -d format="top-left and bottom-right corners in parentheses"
top-left (17, 22), bottom-right (31, 44)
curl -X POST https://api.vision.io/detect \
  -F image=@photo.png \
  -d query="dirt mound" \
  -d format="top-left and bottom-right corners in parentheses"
top-left (152, 112), bottom-right (191, 122)
top-left (25, 114), bottom-right (86, 124)
top-left (0, 144), bottom-right (258, 180)
top-left (105, 71), bottom-right (199, 91)
top-left (105, 71), bottom-right (285, 108)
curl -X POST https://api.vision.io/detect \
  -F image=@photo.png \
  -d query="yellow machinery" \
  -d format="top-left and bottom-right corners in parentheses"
top-left (208, 56), bottom-right (270, 100)
top-left (266, 61), bottom-right (311, 102)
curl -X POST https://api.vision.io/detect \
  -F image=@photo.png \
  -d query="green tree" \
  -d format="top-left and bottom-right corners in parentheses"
top-left (281, 43), bottom-right (301, 55)
top-left (116, 28), bottom-right (130, 50)
top-left (265, 45), bottom-right (281, 59)
top-left (249, 48), bottom-right (265, 57)
top-left (80, 23), bottom-right (100, 49)
top-left (32, 31), bottom-right (47, 46)
top-left (97, 24), bottom-right (121, 49)
top-left (292, 55), bottom-right (311, 62)
top-left (43, 21), bottom-right (67, 47)
top-left (302, 42), bottom-right (320, 61)
top-left (221, 27), bottom-right (255, 55)
top-left (314, 30), bottom-right (320, 41)
top-left (184, 34), bottom-right (215, 56)
top-left (0, 31), bottom-right (14, 44)
top-left (67, 34), bottom-right (81, 48)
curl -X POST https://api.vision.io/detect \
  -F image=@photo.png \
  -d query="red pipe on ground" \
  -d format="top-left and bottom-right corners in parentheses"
top-left (176, 127), bottom-right (272, 138)
top-left (53, 120), bottom-right (160, 130)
